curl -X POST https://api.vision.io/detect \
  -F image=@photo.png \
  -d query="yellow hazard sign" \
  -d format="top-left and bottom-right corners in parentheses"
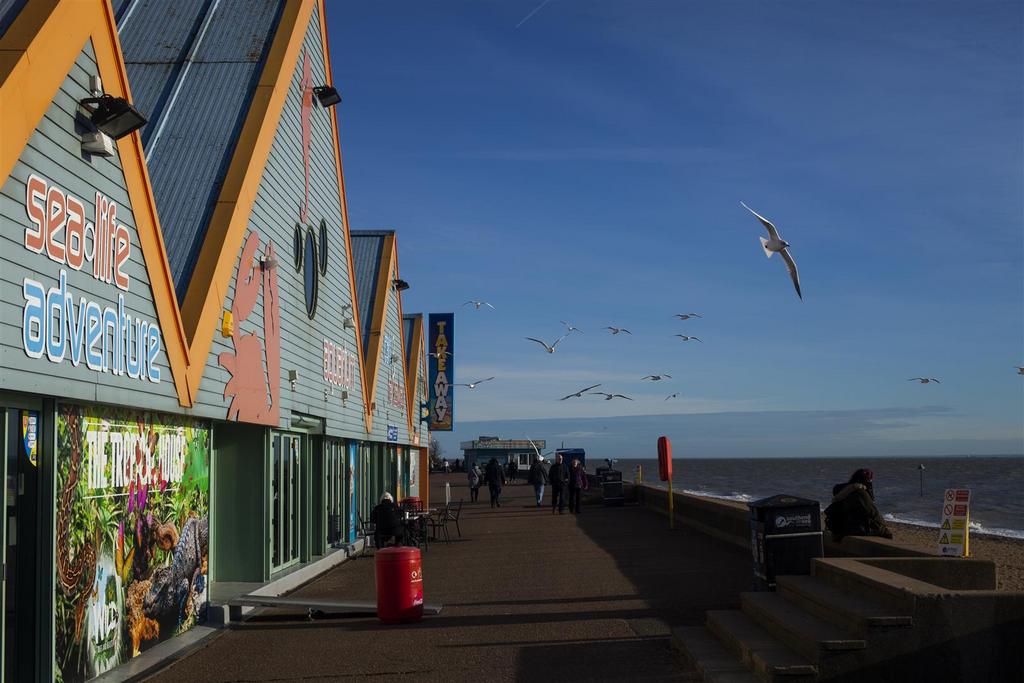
top-left (941, 519), bottom-right (951, 530)
top-left (940, 533), bottom-right (949, 544)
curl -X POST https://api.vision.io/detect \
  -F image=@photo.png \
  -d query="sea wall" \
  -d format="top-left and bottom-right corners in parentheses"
top-left (619, 481), bottom-right (933, 559)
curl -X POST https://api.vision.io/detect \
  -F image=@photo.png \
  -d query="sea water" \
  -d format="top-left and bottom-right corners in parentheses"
top-left (601, 456), bottom-right (1023, 539)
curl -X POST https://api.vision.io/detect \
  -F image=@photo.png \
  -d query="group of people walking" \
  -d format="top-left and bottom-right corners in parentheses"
top-left (467, 453), bottom-right (589, 514)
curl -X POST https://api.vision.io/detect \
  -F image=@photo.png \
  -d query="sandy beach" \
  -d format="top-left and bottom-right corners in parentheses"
top-left (887, 521), bottom-right (1024, 591)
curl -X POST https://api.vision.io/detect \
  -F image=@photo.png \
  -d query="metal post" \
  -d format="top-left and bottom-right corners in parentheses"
top-left (445, 482), bottom-right (450, 505)
top-left (668, 477), bottom-right (674, 529)
top-left (918, 464), bottom-right (925, 497)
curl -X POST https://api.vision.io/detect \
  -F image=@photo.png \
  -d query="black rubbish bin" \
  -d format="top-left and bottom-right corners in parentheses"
top-left (748, 494), bottom-right (823, 591)
top-left (595, 468), bottom-right (624, 506)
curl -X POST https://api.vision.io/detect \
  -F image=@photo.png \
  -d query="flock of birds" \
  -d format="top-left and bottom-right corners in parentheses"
top-left (455, 203), bottom-right (1024, 402)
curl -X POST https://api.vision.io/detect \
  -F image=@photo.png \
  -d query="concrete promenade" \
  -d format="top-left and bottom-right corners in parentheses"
top-left (146, 475), bottom-right (752, 682)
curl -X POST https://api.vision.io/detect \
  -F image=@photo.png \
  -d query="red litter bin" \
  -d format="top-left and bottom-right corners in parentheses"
top-left (375, 546), bottom-right (424, 624)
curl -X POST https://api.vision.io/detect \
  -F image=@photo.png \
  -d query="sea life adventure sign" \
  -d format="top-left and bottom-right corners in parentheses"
top-left (20, 174), bottom-right (162, 382)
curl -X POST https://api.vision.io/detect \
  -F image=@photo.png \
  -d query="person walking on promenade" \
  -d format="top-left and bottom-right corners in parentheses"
top-left (528, 455), bottom-right (549, 507)
top-left (567, 457), bottom-right (589, 514)
top-left (825, 468), bottom-right (893, 541)
top-left (509, 458), bottom-right (518, 484)
top-left (548, 453), bottom-right (569, 514)
top-left (485, 457), bottom-right (505, 508)
top-left (468, 462), bottom-right (482, 502)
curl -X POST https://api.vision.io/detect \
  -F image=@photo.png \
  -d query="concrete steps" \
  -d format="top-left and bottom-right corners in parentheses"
top-left (775, 575), bottom-right (912, 634)
top-left (672, 626), bottom-right (761, 683)
top-left (739, 592), bottom-right (865, 662)
top-left (674, 561), bottom-right (925, 682)
top-left (706, 610), bottom-right (818, 683)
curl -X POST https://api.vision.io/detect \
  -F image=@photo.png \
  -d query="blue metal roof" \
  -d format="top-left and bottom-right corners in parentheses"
top-left (350, 231), bottom-right (391, 360)
top-left (0, 0), bottom-right (26, 38)
top-left (117, 0), bottom-right (284, 302)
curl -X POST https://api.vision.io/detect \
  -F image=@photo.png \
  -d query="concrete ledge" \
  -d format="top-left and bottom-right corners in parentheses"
top-left (92, 625), bottom-right (220, 683)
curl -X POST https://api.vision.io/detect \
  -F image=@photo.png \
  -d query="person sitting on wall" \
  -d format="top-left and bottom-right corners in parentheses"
top-left (370, 492), bottom-right (402, 548)
top-left (825, 468), bottom-right (893, 542)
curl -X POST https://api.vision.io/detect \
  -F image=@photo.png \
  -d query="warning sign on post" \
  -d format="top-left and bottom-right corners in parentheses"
top-left (937, 488), bottom-right (971, 557)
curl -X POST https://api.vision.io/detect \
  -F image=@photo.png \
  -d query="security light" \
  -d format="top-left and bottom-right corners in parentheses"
top-left (313, 85), bottom-right (341, 107)
top-left (260, 255), bottom-right (279, 271)
top-left (80, 94), bottom-right (147, 139)
top-left (392, 278), bottom-right (410, 292)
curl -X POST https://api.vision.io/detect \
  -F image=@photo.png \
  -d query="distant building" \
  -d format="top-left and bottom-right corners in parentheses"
top-left (460, 437), bottom-right (546, 470)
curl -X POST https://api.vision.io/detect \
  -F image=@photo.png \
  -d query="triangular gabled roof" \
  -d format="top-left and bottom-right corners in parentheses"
top-left (403, 313), bottom-right (424, 434)
top-left (116, 0), bottom-right (286, 303)
top-left (0, 0), bottom-right (191, 404)
top-left (350, 230), bottom-right (409, 432)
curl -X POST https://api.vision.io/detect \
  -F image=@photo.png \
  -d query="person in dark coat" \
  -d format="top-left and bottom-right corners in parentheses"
top-left (527, 456), bottom-right (550, 507)
top-left (548, 453), bottom-right (569, 514)
top-left (825, 468), bottom-right (893, 541)
top-left (467, 463), bottom-right (482, 502)
top-left (484, 457), bottom-right (505, 508)
top-left (509, 458), bottom-right (519, 484)
top-left (567, 457), bottom-right (589, 514)
top-left (370, 492), bottom-right (402, 548)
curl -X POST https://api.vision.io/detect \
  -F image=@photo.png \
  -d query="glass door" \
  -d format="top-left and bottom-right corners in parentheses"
top-left (271, 433), bottom-right (302, 571)
top-left (325, 441), bottom-right (343, 545)
top-left (5, 407), bottom-right (41, 682)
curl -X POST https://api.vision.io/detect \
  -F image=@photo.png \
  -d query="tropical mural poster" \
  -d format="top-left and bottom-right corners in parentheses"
top-left (54, 403), bottom-right (210, 682)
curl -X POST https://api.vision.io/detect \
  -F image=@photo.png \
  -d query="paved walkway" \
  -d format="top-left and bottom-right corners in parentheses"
top-left (145, 475), bottom-right (752, 682)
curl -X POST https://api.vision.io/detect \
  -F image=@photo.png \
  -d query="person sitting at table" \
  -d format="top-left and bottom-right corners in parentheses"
top-left (370, 492), bottom-right (402, 548)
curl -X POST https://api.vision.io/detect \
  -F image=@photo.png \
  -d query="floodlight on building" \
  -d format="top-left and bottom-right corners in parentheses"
top-left (260, 255), bottom-right (279, 271)
top-left (80, 94), bottom-right (147, 139)
top-left (392, 278), bottom-right (409, 292)
top-left (313, 85), bottom-right (341, 107)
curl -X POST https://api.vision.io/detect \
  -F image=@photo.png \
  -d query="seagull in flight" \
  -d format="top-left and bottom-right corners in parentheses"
top-left (1016, 367), bottom-right (1024, 375)
top-left (908, 377), bottom-right (940, 384)
top-left (560, 384), bottom-right (601, 400)
top-left (462, 300), bottom-right (495, 310)
top-left (665, 393), bottom-right (680, 401)
top-left (560, 320), bottom-right (584, 334)
top-left (605, 326), bottom-right (632, 335)
top-left (641, 374), bottom-right (672, 381)
top-left (674, 313), bottom-right (702, 320)
top-left (455, 377), bottom-right (495, 389)
top-left (674, 335), bottom-right (702, 343)
top-left (593, 392), bottom-right (633, 401)
top-left (526, 335), bottom-right (567, 353)
top-left (741, 202), bottom-right (802, 300)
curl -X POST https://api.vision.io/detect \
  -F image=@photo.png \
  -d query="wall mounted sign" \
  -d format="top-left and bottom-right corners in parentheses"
top-left (21, 174), bottom-right (162, 382)
top-left (21, 410), bottom-right (38, 467)
top-left (937, 488), bottom-right (971, 557)
top-left (323, 337), bottom-right (356, 389)
top-left (387, 425), bottom-right (399, 443)
top-left (428, 313), bottom-right (454, 431)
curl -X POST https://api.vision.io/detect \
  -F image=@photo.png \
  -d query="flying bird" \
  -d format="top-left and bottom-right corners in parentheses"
top-left (674, 313), bottom-right (702, 320)
top-left (674, 335), bottom-right (702, 343)
top-left (1016, 367), bottom-right (1024, 375)
top-left (560, 384), bottom-right (601, 400)
top-left (593, 392), bottom-right (633, 401)
top-left (455, 377), bottom-right (495, 389)
top-left (462, 300), bottom-right (495, 310)
top-left (641, 374), bottom-right (672, 381)
top-left (526, 335), bottom-right (567, 353)
top-left (665, 393), bottom-right (680, 401)
top-left (741, 202), bottom-right (802, 300)
top-left (560, 320), bottom-right (583, 334)
top-left (605, 326), bottom-right (632, 335)
top-left (908, 377), bottom-right (940, 384)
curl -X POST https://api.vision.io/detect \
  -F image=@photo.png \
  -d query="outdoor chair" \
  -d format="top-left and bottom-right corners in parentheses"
top-left (356, 512), bottom-right (376, 551)
top-left (446, 500), bottom-right (464, 538)
top-left (429, 503), bottom-right (451, 544)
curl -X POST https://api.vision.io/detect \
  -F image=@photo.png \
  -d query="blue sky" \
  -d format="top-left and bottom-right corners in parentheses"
top-left (327, 1), bottom-right (1023, 458)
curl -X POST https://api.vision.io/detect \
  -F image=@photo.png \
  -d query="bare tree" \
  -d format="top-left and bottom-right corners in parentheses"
top-left (429, 437), bottom-right (444, 469)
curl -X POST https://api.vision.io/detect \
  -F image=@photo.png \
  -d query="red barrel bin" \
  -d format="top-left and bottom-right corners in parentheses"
top-left (375, 546), bottom-right (424, 624)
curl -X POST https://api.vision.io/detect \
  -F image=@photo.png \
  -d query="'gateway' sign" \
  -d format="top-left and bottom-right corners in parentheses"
top-left (20, 174), bottom-right (162, 382)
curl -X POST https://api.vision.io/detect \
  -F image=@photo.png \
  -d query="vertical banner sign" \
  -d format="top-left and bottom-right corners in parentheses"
top-left (348, 442), bottom-right (358, 543)
top-left (428, 313), bottom-right (454, 431)
top-left (937, 488), bottom-right (971, 557)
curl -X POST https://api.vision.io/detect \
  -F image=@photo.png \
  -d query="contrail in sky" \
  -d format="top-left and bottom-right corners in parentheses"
top-left (515, 0), bottom-right (552, 29)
